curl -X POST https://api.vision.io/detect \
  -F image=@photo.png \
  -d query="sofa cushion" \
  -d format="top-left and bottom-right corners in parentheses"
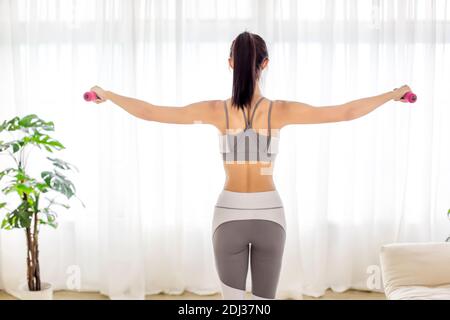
top-left (379, 242), bottom-right (450, 300)
top-left (389, 284), bottom-right (450, 300)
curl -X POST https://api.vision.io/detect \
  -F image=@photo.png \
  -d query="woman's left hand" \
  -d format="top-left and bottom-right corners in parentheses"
top-left (392, 85), bottom-right (412, 102)
top-left (90, 85), bottom-right (108, 104)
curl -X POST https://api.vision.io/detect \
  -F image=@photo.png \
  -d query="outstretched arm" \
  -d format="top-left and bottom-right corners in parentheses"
top-left (275, 85), bottom-right (411, 127)
top-left (90, 86), bottom-right (219, 125)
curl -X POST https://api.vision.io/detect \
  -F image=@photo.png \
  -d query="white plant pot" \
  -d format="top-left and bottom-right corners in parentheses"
top-left (16, 282), bottom-right (53, 300)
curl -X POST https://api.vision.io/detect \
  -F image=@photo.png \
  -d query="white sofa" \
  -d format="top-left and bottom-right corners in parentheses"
top-left (379, 242), bottom-right (450, 300)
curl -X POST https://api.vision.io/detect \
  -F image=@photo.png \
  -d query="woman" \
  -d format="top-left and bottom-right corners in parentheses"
top-left (90, 31), bottom-right (412, 300)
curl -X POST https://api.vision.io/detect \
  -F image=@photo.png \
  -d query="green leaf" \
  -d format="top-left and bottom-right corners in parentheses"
top-left (2, 184), bottom-right (16, 195)
top-left (18, 114), bottom-right (38, 127)
top-left (35, 182), bottom-right (49, 192)
top-left (0, 168), bottom-right (15, 181)
top-left (0, 141), bottom-right (11, 152)
top-left (41, 170), bottom-right (76, 199)
top-left (45, 197), bottom-right (70, 210)
top-left (47, 140), bottom-right (64, 148)
top-left (16, 201), bottom-right (34, 228)
top-left (15, 167), bottom-right (28, 181)
top-left (1, 217), bottom-right (11, 230)
top-left (40, 207), bottom-right (59, 229)
top-left (38, 218), bottom-right (57, 229)
top-left (14, 183), bottom-right (34, 195)
top-left (41, 171), bottom-right (53, 185)
top-left (11, 141), bottom-right (23, 153)
top-left (47, 157), bottom-right (79, 172)
top-left (0, 140), bottom-right (25, 153)
top-left (49, 221), bottom-right (58, 228)
top-left (2, 201), bottom-right (34, 229)
top-left (27, 131), bottom-right (64, 152)
top-left (0, 202), bottom-right (7, 210)
top-left (0, 120), bottom-right (7, 132)
top-left (5, 116), bottom-right (20, 131)
top-left (17, 114), bottom-right (55, 132)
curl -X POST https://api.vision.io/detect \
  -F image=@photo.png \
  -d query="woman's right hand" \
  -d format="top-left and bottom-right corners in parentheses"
top-left (90, 85), bottom-right (108, 104)
top-left (392, 85), bottom-right (412, 102)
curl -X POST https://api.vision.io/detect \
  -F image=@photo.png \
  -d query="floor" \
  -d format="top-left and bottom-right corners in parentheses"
top-left (0, 289), bottom-right (385, 300)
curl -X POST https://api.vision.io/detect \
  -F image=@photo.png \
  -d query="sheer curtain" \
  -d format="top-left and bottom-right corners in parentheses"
top-left (0, 0), bottom-right (449, 299)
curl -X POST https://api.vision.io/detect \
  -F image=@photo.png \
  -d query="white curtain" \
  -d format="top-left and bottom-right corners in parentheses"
top-left (0, 0), bottom-right (449, 299)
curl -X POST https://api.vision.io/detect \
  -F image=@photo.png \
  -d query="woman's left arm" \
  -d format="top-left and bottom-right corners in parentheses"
top-left (91, 86), bottom-right (219, 125)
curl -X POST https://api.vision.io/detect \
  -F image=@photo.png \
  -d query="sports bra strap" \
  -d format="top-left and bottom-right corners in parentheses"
top-left (267, 100), bottom-right (273, 150)
top-left (246, 96), bottom-right (265, 129)
top-left (224, 97), bottom-right (268, 133)
top-left (223, 100), bottom-right (229, 130)
top-left (241, 108), bottom-right (248, 130)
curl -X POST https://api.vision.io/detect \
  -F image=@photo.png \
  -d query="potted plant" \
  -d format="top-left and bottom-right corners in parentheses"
top-left (0, 114), bottom-right (83, 299)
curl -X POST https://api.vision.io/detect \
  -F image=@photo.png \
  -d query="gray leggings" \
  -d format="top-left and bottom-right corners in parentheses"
top-left (212, 190), bottom-right (287, 300)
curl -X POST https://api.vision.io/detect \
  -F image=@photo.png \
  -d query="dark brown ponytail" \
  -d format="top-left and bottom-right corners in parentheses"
top-left (229, 31), bottom-right (268, 111)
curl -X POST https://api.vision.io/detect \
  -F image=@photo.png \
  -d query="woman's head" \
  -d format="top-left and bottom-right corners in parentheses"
top-left (229, 31), bottom-right (269, 110)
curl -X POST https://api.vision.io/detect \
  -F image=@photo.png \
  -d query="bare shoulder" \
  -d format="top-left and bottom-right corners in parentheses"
top-left (186, 99), bottom-right (221, 111)
top-left (272, 99), bottom-right (313, 111)
top-left (270, 99), bottom-right (313, 129)
top-left (191, 99), bottom-right (225, 129)
top-left (271, 99), bottom-right (349, 125)
top-left (183, 99), bottom-right (222, 115)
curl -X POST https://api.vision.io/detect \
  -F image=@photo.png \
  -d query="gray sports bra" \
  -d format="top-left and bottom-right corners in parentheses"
top-left (219, 96), bottom-right (279, 163)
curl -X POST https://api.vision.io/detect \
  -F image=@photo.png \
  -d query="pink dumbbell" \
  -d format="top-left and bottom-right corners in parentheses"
top-left (402, 91), bottom-right (417, 103)
top-left (83, 91), bottom-right (100, 101)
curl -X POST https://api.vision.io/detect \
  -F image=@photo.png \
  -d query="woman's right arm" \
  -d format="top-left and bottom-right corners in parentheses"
top-left (275, 85), bottom-right (411, 127)
top-left (90, 86), bottom-right (220, 126)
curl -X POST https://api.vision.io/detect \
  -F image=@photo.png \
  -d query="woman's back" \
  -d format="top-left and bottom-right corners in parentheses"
top-left (219, 96), bottom-right (280, 192)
